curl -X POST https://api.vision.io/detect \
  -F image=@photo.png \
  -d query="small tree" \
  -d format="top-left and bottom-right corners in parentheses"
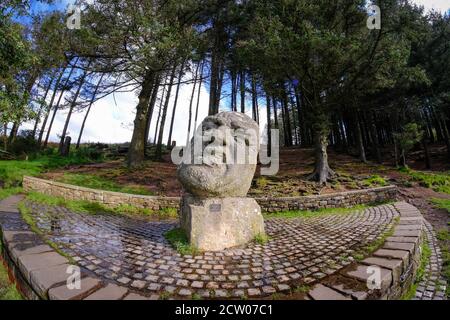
top-left (394, 122), bottom-right (423, 167)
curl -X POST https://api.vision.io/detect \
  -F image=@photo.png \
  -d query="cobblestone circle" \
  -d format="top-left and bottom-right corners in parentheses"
top-left (21, 201), bottom-right (401, 299)
top-left (413, 220), bottom-right (447, 300)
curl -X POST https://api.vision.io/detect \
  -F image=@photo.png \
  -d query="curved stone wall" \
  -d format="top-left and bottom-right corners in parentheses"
top-left (23, 176), bottom-right (398, 213)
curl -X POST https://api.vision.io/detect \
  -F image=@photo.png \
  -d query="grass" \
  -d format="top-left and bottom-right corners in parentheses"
top-left (164, 228), bottom-right (199, 256)
top-left (0, 242), bottom-right (23, 300)
top-left (0, 187), bottom-right (22, 200)
top-left (401, 242), bottom-right (432, 300)
top-left (362, 175), bottom-right (388, 187)
top-left (400, 167), bottom-right (450, 194)
top-left (25, 191), bottom-right (177, 219)
top-left (294, 285), bottom-right (310, 294)
top-left (431, 198), bottom-right (450, 213)
top-left (435, 228), bottom-right (449, 297)
top-left (254, 233), bottom-right (270, 245)
top-left (352, 217), bottom-right (400, 261)
top-left (55, 173), bottom-right (154, 196)
top-left (0, 149), bottom-right (104, 188)
top-left (264, 204), bottom-right (372, 219)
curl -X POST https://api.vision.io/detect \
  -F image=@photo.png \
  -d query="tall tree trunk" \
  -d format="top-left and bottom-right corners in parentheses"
top-left (282, 90), bottom-right (292, 147)
top-left (8, 122), bottom-right (18, 144)
top-left (309, 129), bottom-right (335, 184)
top-left (10, 69), bottom-right (40, 143)
top-left (272, 97), bottom-right (279, 129)
top-left (369, 112), bottom-right (382, 163)
top-left (355, 113), bottom-right (367, 163)
top-left (231, 70), bottom-right (237, 111)
top-left (214, 62), bottom-right (224, 113)
top-left (153, 84), bottom-right (166, 146)
top-left (76, 74), bottom-right (104, 149)
top-left (266, 94), bottom-right (272, 157)
top-left (32, 75), bottom-right (54, 138)
top-left (43, 62), bottom-right (78, 148)
top-left (208, 55), bottom-right (219, 115)
top-left (155, 65), bottom-right (177, 160)
top-left (186, 63), bottom-right (201, 146)
top-left (127, 71), bottom-right (156, 168)
top-left (144, 75), bottom-right (162, 151)
top-left (239, 71), bottom-right (245, 113)
top-left (167, 61), bottom-right (186, 147)
top-left (251, 74), bottom-right (257, 121)
top-left (441, 118), bottom-right (450, 161)
top-left (58, 68), bottom-right (90, 155)
top-left (422, 138), bottom-right (431, 169)
top-left (193, 62), bottom-right (204, 133)
top-left (38, 67), bottom-right (66, 145)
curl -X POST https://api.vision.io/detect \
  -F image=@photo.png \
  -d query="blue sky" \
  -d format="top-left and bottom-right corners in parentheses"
top-left (19, 0), bottom-right (450, 144)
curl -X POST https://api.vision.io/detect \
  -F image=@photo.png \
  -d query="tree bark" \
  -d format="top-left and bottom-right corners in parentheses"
top-left (32, 75), bottom-right (54, 138)
top-left (266, 94), bottom-right (272, 157)
top-left (144, 75), bottom-right (162, 151)
top-left (58, 67), bottom-right (90, 155)
top-left (231, 70), bottom-right (237, 111)
top-left (43, 62), bottom-right (78, 148)
top-left (186, 63), bottom-right (201, 146)
top-left (153, 85), bottom-right (166, 146)
top-left (127, 71), bottom-right (156, 168)
top-left (155, 65), bottom-right (177, 160)
top-left (239, 71), bottom-right (245, 113)
top-left (167, 62), bottom-right (186, 147)
top-left (355, 113), bottom-right (367, 163)
top-left (272, 97), bottom-right (279, 129)
top-left (422, 138), bottom-right (431, 169)
top-left (76, 74), bottom-right (104, 149)
top-left (308, 129), bottom-right (335, 184)
top-left (193, 62), bottom-right (204, 134)
top-left (208, 55), bottom-right (219, 115)
top-left (38, 67), bottom-right (65, 145)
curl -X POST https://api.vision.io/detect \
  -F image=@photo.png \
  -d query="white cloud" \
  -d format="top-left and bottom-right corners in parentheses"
top-left (21, 75), bottom-right (211, 146)
top-left (411, 0), bottom-right (449, 13)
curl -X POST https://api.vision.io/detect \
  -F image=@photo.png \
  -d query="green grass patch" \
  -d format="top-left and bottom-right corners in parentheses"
top-left (0, 149), bottom-right (104, 188)
top-left (401, 242), bottom-right (432, 300)
top-left (55, 173), bottom-right (154, 196)
top-left (362, 175), bottom-right (388, 187)
top-left (353, 217), bottom-right (400, 261)
top-left (431, 198), bottom-right (450, 213)
top-left (264, 204), bottom-right (372, 219)
top-left (294, 285), bottom-right (310, 294)
top-left (400, 167), bottom-right (450, 194)
top-left (435, 228), bottom-right (449, 297)
top-left (0, 242), bottom-right (23, 300)
top-left (25, 191), bottom-right (177, 219)
top-left (0, 187), bottom-right (22, 200)
top-left (254, 233), bottom-right (270, 245)
top-left (164, 228), bottom-right (199, 256)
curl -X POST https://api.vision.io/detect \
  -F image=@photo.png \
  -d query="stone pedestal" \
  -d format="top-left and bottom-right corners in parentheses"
top-left (180, 195), bottom-right (265, 251)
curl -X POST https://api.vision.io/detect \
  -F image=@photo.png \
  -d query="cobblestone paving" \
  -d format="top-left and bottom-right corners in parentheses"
top-left (413, 220), bottom-right (447, 300)
top-left (24, 201), bottom-right (399, 298)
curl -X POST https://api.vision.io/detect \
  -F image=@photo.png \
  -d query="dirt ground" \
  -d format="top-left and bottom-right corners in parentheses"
top-left (39, 143), bottom-right (449, 257)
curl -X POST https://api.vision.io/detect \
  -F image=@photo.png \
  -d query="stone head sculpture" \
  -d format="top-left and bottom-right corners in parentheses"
top-left (177, 112), bottom-right (259, 198)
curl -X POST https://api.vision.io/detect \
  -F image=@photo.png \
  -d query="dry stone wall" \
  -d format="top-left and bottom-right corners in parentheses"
top-left (23, 176), bottom-right (398, 213)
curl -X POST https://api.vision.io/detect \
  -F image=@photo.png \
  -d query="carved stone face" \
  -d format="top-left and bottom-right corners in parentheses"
top-left (177, 112), bottom-right (260, 198)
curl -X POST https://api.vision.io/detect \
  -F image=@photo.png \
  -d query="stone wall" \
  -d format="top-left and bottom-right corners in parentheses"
top-left (23, 176), bottom-right (398, 212)
top-left (257, 185), bottom-right (398, 213)
top-left (23, 176), bottom-right (180, 211)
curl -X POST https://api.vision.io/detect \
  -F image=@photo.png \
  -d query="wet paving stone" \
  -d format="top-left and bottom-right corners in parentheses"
top-left (19, 201), bottom-right (400, 298)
